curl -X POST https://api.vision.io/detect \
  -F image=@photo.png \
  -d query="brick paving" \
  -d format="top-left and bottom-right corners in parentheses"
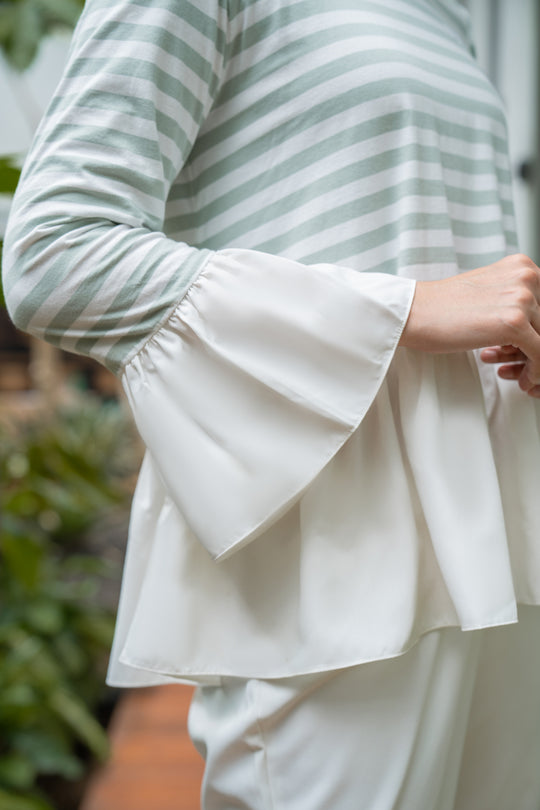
top-left (81, 685), bottom-right (204, 810)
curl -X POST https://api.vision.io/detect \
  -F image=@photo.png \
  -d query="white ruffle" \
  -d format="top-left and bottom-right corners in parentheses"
top-left (119, 248), bottom-right (415, 560)
top-left (106, 248), bottom-right (540, 687)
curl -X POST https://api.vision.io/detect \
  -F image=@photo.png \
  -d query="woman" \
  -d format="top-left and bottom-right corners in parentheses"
top-left (4, 0), bottom-right (540, 807)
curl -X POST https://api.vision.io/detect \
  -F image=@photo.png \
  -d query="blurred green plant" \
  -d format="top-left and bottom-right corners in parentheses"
top-left (0, 398), bottom-right (138, 809)
top-left (0, 157), bottom-right (20, 195)
top-left (0, 0), bottom-right (83, 70)
top-left (2, 399), bottom-right (135, 545)
top-left (0, 249), bottom-right (5, 307)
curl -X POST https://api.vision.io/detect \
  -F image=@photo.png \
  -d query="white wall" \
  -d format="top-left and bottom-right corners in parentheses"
top-left (467, 0), bottom-right (539, 260)
top-left (0, 33), bottom-right (72, 236)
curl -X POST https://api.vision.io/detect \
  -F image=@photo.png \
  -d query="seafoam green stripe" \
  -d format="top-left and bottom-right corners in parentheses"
top-left (254, 207), bottom-right (455, 258)
top-left (190, 76), bottom-right (505, 184)
top-left (455, 249), bottom-right (510, 270)
top-left (306, 241), bottom-right (508, 271)
top-left (12, 224), bottom-right (132, 331)
top-left (228, 0), bottom-right (469, 63)
top-left (41, 246), bottom-right (162, 338)
top-left (183, 156), bottom-right (507, 250)
top-left (33, 165), bottom-right (164, 212)
top-left (451, 219), bottom-right (511, 239)
top-left (73, 13), bottom-right (225, 74)
top-left (17, 176), bottom-right (163, 237)
top-left (306, 239), bottom-right (460, 269)
top-left (221, 27), bottom-right (486, 110)
top-left (169, 106), bottom-right (507, 205)
top-left (39, 119), bottom-right (166, 163)
top-left (167, 141), bottom-right (507, 241)
top-left (34, 128), bottom-right (176, 194)
top-left (44, 93), bottom-right (191, 169)
top-left (61, 57), bottom-right (207, 128)
top-left (3, 218), bottom-right (80, 280)
top-left (77, 249), bottom-right (211, 368)
top-left (169, 144), bottom-right (442, 232)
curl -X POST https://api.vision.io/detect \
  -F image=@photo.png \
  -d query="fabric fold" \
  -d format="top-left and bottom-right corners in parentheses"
top-left (107, 246), bottom-right (540, 688)
top-left (108, 342), bottom-right (540, 688)
top-left (121, 247), bottom-right (416, 561)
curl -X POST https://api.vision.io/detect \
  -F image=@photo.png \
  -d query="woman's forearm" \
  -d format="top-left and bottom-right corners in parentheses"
top-left (399, 253), bottom-right (540, 397)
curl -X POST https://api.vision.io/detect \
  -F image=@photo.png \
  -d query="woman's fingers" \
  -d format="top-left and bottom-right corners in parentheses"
top-left (481, 341), bottom-right (540, 396)
top-left (497, 362), bottom-right (525, 380)
top-left (488, 360), bottom-right (540, 397)
top-left (480, 345), bottom-right (526, 363)
top-left (518, 372), bottom-right (540, 396)
top-left (520, 358), bottom-right (540, 391)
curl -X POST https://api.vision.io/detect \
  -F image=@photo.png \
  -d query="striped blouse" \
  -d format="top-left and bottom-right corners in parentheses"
top-left (4, 0), bottom-right (540, 686)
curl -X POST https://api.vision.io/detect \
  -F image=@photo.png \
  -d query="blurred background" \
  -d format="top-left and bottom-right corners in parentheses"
top-left (0, 4), bottom-right (142, 810)
top-left (0, 1), bottom-right (538, 809)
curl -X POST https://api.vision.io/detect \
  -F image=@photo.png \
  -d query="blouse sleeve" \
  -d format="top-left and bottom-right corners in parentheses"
top-left (2, 0), bottom-right (227, 373)
top-left (2, 0), bottom-right (416, 560)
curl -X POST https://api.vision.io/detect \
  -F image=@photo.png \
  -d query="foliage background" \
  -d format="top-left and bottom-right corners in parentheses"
top-left (0, 400), bottom-right (139, 810)
top-left (0, 5), bottom-right (137, 809)
top-left (0, 0), bottom-right (83, 70)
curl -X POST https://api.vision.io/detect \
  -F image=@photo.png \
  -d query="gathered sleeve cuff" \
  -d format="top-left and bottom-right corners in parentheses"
top-left (120, 247), bottom-right (416, 560)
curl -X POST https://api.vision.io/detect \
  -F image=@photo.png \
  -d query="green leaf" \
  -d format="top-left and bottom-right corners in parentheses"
top-left (0, 246), bottom-right (5, 308)
top-left (0, 5), bottom-right (17, 45)
top-left (74, 612), bottom-right (115, 648)
top-left (0, 157), bottom-right (21, 194)
top-left (0, 0), bottom-right (83, 68)
top-left (13, 730), bottom-right (83, 779)
top-left (0, 535), bottom-right (44, 591)
top-left (2, 631), bottom-right (62, 688)
top-left (0, 754), bottom-right (35, 790)
top-left (0, 788), bottom-right (53, 810)
top-left (48, 688), bottom-right (110, 761)
top-left (0, 684), bottom-right (38, 710)
top-left (23, 600), bottom-right (64, 635)
top-left (33, 0), bottom-right (83, 27)
top-left (61, 553), bottom-right (115, 577)
top-left (3, 0), bottom-right (43, 71)
top-left (52, 632), bottom-right (88, 676)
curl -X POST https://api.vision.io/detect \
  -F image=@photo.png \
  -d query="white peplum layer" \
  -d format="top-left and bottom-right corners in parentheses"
top-left (106, 248), bottom-right (540, 687)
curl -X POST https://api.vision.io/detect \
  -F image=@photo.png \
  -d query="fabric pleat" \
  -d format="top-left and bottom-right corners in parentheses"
top-left (107, 248), bottom-right (540, 687)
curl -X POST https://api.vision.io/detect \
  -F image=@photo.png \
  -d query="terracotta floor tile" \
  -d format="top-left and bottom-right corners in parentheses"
top-left (81, 685), bottom-right (204, 810)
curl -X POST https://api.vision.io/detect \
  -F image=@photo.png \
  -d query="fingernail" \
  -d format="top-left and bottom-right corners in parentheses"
top-left (481, 349), bottom-right (498, 361)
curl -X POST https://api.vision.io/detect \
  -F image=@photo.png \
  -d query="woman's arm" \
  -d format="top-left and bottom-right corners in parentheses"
top-left (2, 0), bottom-right (228, 373)
top-left (399, 253), bottom-right (540, 397)
top-left (2, 0), bottom-right (416, 560)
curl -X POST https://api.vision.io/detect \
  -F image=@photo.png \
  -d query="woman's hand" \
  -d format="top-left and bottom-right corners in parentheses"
top-left (479, 344), bottom-right (540, 397)
top-left (399, 253), bottom-right (540, 397)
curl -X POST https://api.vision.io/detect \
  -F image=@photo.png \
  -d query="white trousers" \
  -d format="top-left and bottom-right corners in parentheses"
top-left (188, 607), bottom-right (540, 810)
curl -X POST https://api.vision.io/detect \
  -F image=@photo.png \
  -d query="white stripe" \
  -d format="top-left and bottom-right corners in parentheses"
top-left (67, 35), bottom-right (219, 108)
top-left (79, 2), bottom-right (223, 69)
top-left (229, 2), bottom-right (471, 74)
top-left (45, 72), bottom-right (200, 145)
top-left (167, 125), bottom-right (506, 237)
top-left (192, 89), bottom-right (507, 183)
top-left (40, 105), bottom-right (181, 169)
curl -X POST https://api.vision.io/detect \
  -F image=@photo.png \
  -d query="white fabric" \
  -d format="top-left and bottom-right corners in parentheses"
top-left (120, 249), bottom-right (416, 561)
top-left (107, 247), bottom-right (540, 688)
top-left (108, 248), bottom-right (416, 685)
top-left (187, 608), bottom-right (540, 810)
